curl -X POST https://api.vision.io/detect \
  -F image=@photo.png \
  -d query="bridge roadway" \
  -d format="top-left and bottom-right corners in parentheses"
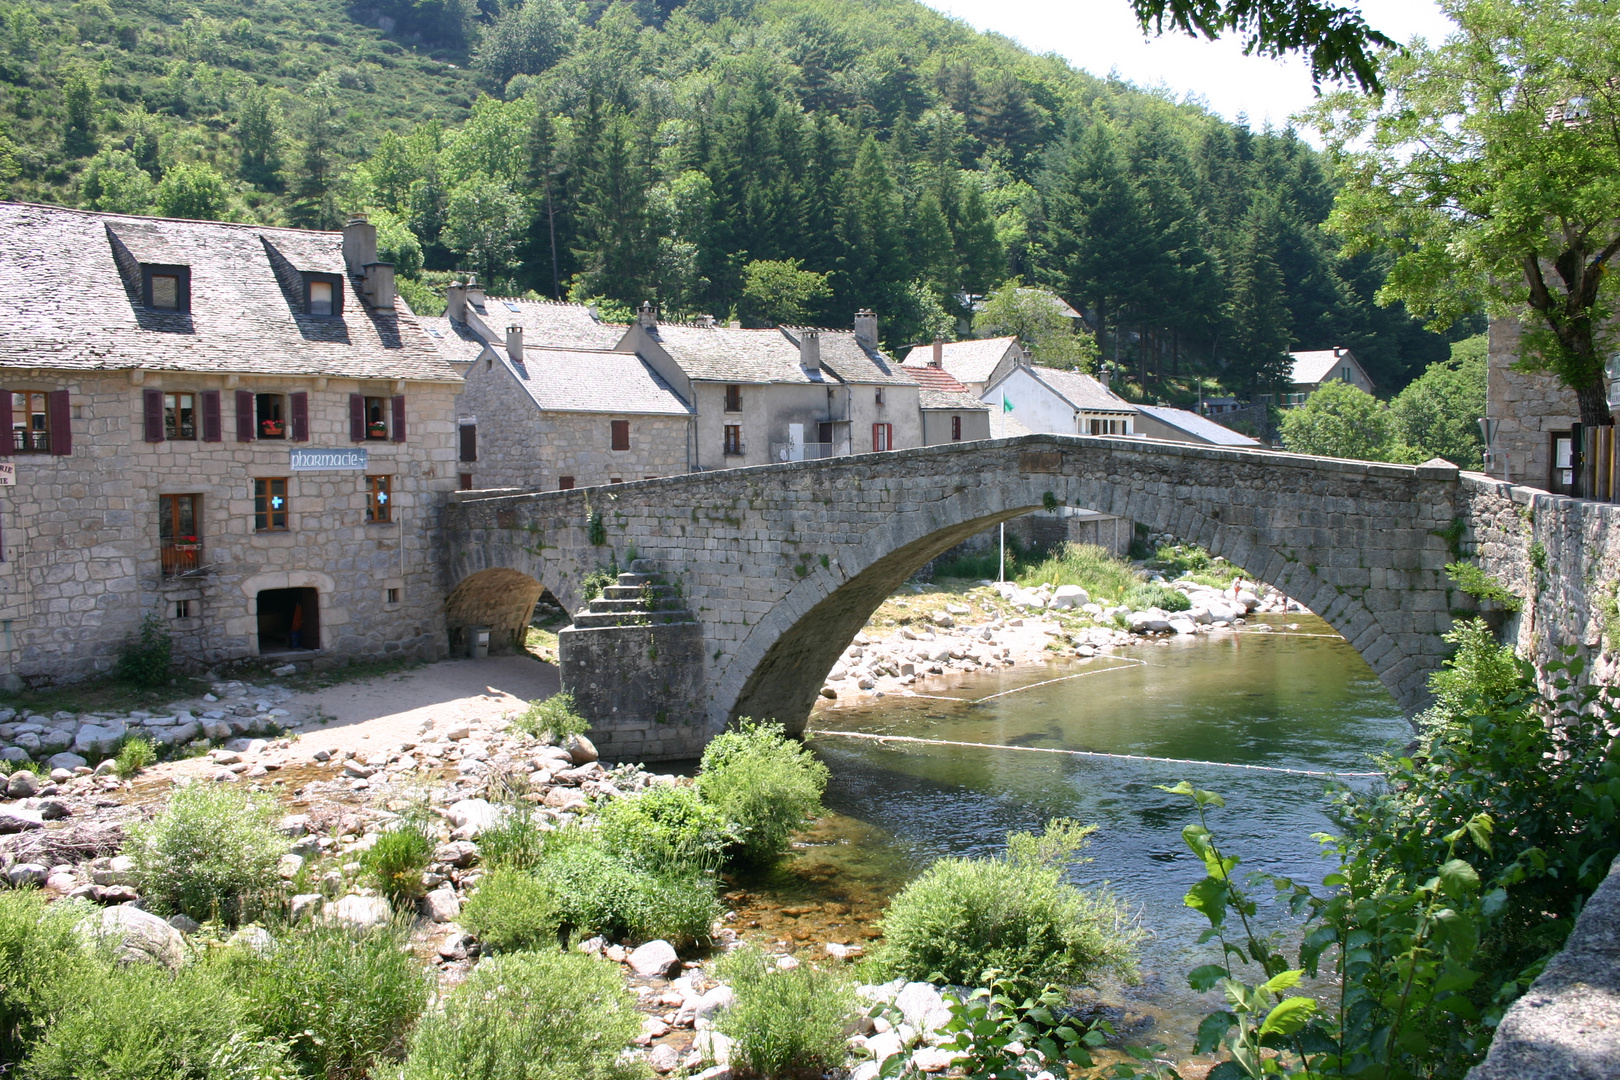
top-left (443, 434), bottom-right (1469, 746)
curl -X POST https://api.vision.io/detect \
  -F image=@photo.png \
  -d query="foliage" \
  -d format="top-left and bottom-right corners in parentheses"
top-left (1279, 380), bottom-right (1405, 462)
top-left (712, 945), bottom-right (857, 1077)
top-left (0, 890), bottom-right (92, 1063)
top-left (697, 720), bottom-right (829, 865)
top-left (362, 817), bottom-right (437, 904)
top-left (232, 918), bottom-right (429, 1080)
top-left (1133, 0), bottom-right (1396, 90)
top-left (126, 781), bottom-right (289, 925)
top-left (538, 829), bottom-right (720, 948)
top-left (475, 0), bottom-right (576, 90)
top-left (512, 692), bottom-right (589, 742)
top-left (740, 258), bottom-right (833, 327)
top-left (115, 613), bottom-right (173, 689)
top-left (460, 869), bottom-right (562, 954)
top-left (1389, 335), bottom-right (1488, 469)
top-left (1016, 542), bottom-right (1141, 601)
top-left (875, 819), bottom-right (1140, 995)
top-left (1121, 582), bottom-right (1193, 612)
top-left (1446, 561), bottom-right (1523, 612)
top-left (154, 162), bottom-right (233, 221)
top-left (399, 949), bottom-right (644, 1080)
top-left (114, 736), bottom-right (155, 778)
top-left (1313, 0), bottom-right (1620, 426)
top-left (972, 280), bottom-right (1097, 370)
top-left (477, 804), bottom-right (548, 872)
top-left (595, 782), bottom-right (730, 871)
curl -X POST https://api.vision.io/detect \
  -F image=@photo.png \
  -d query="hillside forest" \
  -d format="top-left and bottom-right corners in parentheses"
top-left (0, 0), bottom-right (1479, 403)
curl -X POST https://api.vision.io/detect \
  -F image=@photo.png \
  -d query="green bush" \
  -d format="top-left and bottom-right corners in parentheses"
top-left (1015, 542), bottom-right (1139, 601)
top-left (1120, 582), bottom-right (1191, 612)
top-left (400, 950), bottom-right (643, 1080)
top-left (362, 819), bottom-right (437, 904)
top-left (114, 613), bottom-right (173, 688)
top-left (478, 804), bottom-right (548, 872)
top-left (596, 782), bottom-right (730, 871)
top-left (126, 782), bottom-right (289, 925)
top-left (712, 945), bottom-right (856, 1077)
top-left (512, 692), bottom-right (589, 741)
top-left (697, 720), bottom-right (828, 865)
top-left (461, 869), bottom-right (561, 954)
top-left (232, 918), bottom-right (430, 1080)
top-left (115, 736), bottom-right (156, 778)
top-left (875, 819), bottom-right (1140, 993)
top-left (0, 890), bottom-right (93, 1063)
top-left (538, 831), bottom-right (720, 948)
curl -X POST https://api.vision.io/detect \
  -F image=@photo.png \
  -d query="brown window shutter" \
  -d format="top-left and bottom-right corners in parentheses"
top-left (143, 388), bottom-right (165, 442)
top-left (0, 391), bottom-right (11, 456)
top-left (47, 391), bottom-right (71, 455)
top-left (349, 394), bottom-right (365, 442)
top-left (459, 424), bottom-right (477, 462)
top-left (290, 391), bottom-right (309, 442)
top-left (391, 394), bottom-right (406, 443)
top-left (235, 390), bottom-right (255, 441)
top-left (201, 391), bottom-right (222, 442)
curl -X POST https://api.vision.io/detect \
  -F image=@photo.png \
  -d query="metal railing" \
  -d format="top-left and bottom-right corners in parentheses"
top-left (769, 441), bottom-right (838, 462)
top-left (161, 542), bottom-right (203, 577)
top-left (12, 430), bottom-right (48, 453)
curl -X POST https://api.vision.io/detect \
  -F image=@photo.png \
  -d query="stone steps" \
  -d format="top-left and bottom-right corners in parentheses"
top-left (570, 569), bottom-right (692, 629)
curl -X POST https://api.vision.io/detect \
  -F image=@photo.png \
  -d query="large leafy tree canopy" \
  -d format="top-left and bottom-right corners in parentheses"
top-left (1313, 0), bottom-right (1620, 425)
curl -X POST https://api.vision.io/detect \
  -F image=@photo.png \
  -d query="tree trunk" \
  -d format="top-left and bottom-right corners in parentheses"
top-left (1577, 376), bottom-right (1612, 429)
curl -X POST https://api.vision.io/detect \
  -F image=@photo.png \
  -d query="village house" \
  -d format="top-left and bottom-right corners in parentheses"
top-left (902, 335), bottom-right (1029, 396)
top-left (980, 364), bottom-right (1138, 437)
top-left (1132, 404), bottom-right (1263, 448)
top-left (904, 340), bottom-right (992, 445)
top-left (1261, 346), bottom-right (1377, 407)
top-left (0, 202), bottom-right (463, 685)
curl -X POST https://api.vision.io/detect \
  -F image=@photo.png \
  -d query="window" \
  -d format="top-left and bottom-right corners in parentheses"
top-left (951, 415), bottom-right (962, 441)
top-left (1551, 432), bottom-right (1575, 494)
top-left (386, 587), bottom-right (401, 604)
top-left (165, 393), bottom-right (196, 440)
top-left (303, 273), bottom-right (343, 316)
top-left (459, 473), bottom-right (474, 491)
top-left (254, 478), bottom-right (288, 531)
top-left (256, 394), bottom-right (286, 439)
top-left (459, 424), bottom-right (477, 462)
top-left (558, 476), bottom-right (575, 490)
top-left (310, 280), bottom-right (334, 315)
top-left (364, 397), bottom-right (389, 440)
top-left (1089, 418), bottom-right (1129, 436)
top-left (723, 425), bottom-right (743, 456)
top-left (724, 384), bottom-right (742, 412)
top-left (11, 392), bottom-right (49, 453)
top-left (350, 394), bottom-right (406, 443)
top-left (151, 274), bottom-right (180, 309)
top-left (875, 387), bottom-right (885, 407)
top-left (141, 264), bottom-right (190, 311)
top-left (872, 423), bottom-right (892, 452)
top-left (366, 475), bottom-right (392, 523)
top-left (611, 419), bottom-right (630, 451)
top-left (159, 493), bottom-right (202, 576)
top-left (172, 599), bottom-right (192, 619)
top-left (610, 477), bottom-right (623, 484)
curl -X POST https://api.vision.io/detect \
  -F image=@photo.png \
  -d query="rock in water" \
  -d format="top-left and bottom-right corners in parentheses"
top-left (628, 939), bottom-right (679, 977)
top-left (421, 887), bottom-right (461, 923)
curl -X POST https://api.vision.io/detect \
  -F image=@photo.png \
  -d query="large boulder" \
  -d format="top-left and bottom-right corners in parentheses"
top-left (443, 798), bottom-right (502, 836)
top-left (85, 905), bottom-right (186, 971)
top-left (0, 806), bottom-right (43, 833)
top-left (323, 894), bottom-right (392, 931)
top-left (1049, 584), bottom-right (1090, 609)
top-left (6, 770), bottom-right (40, 798)
top-left (1127, 611), bottom-right (1172, 634)
top-left (564, 734), bottom-right (598, 765)
top-left (73, 720), bottom-right (127, 759)
top-left (47, 752), bottom-right (88, 772)
top-left (628, 939), bottom-right (679, 977)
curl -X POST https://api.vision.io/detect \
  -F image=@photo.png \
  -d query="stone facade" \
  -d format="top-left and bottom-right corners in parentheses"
top-left (1486, 316), bottom-right (1584, 490)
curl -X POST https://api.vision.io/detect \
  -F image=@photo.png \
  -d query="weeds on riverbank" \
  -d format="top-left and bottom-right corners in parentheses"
top-left (698, 720), bottom-right (829, 865)
top-left (126, 783), bottom-right (288, 926)
top-left (512, 692), bottom-right (589, 742)
top-left (461, 869), bottom-right (562, 954)
top-left (714, 945), bottom-right (856, 1077)
top-left (362, 817), bottom-right (437, 905)
top-left (1015, 543), bottom-right (1141, 601)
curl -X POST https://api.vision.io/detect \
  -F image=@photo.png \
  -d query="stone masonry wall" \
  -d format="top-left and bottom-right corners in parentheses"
top-left (0, 369), bottom-right (460, 685)
top-left (1487, 317), bottom-right (1584, 489)
top-left (558, 620), bottom-right (710, 761)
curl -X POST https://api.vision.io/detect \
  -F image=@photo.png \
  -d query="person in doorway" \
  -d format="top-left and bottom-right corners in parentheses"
top-left (289, 602), bottom-right (304, 649)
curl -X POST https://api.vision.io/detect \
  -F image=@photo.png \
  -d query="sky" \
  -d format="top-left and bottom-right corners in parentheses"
top-left (919, 0), bottom-right (1459, 133)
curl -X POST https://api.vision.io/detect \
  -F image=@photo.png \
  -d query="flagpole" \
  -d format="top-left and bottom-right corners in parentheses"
top-left (999, 389), bottom-right (1007, 583)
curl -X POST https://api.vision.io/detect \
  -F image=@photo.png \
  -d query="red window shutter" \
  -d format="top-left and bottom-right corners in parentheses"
top-left (235, 390), bottom-right (256, 441)
top-left (459, 424), bottom-right (477, 462)
top-left (0, 391), bottom-right (11, 456)
top-left (47, 391), bottom-right (71, 455)
top-left (872, 423), bottom-right (880, 452)
top-left (290, 391), bottom-right (309, 442)
top-left (391, 394), bottom-right (406, 443)
top-left (201, 391), bottom-right (222, 442)
top-left (143, 388), bottom-right (165, 442)
top-left (349, 394), bottom-right (366, 442)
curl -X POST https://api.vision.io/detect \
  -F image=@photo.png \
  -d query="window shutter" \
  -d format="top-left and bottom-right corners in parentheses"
top-left (290, 392), bottom-right (309, 442)
top-left (235, 390), bottom-right (256, 441)
top-left (391, 394), bottom-right (406, 443)
top-left (47, 391), bottom-right (71, 455)
top-left (872, 423), bottom-right (881, 452)
top-left (349, 394), bottom-right (366, 442)
top-left (459, 424), bottom-right (477, 462)
top-left (0, 391), bottom-right (11, 456)
top-left (143, 388), bottom-right (165, 443)
top-left (201, 391), bottom-right (222, 442)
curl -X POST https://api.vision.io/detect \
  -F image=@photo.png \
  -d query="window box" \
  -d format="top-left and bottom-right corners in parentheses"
top-left (367, 421), bottom-right (388, 438)
top-left (261, 419), bottom-right (284, 438)
top-left (161, 541), bottom-right (203, 577)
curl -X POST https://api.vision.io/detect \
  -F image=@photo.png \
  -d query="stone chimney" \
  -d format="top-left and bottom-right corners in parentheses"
top-left (341, 212), bottom-right (377, 275)
top-left (931, 335), bottom-right (944, 367)
top-left (695, 313), bottom-right (716, 328)
top-left (506, 326), bottom-right (523, 363)
top-left (465, 278), bottom-right (485, 311)
top-left (800, 330), bottom-right (821, 370)
top-left (362, 262), bottom-right (395, 310)
top-left (854, 309), bottom-right (878, 349)
top-left (447, 282), bottom-right (468, 322)
top-left (638, 301), bottom-right (658, 329)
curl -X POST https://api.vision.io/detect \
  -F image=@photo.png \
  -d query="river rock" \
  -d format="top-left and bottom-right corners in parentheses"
top-left (0, 806), bottom-right (43, 833)
top-left (6, 770), bottom-right (40, 798)
top-left (422, 886), bottom-right (461, 922)
top-left (648, 1044), bottom-right (680, 1074)
top-left (168, 914), bottom-right (202, 934)
top-left (692, 1029), bottom-right (734, 1068)
top-left (894, 981), bottom-right (953, 1035)
top-left (47, 752), bottom-right (88, 772)
top-left (444, 798), bottom-right (502, 834)
top-left (1235, 589), bottom-right (1260, 611)
top-left (628, 939), bottom-right (679, 977)
top-left (0, 747), bottom-right (28, 765)
top-left (323, 894), bottom-right (392, 930)
top-left (1050, 584), bottom-right (1090, 608)
top-left (564, 734), bottom-right (598, 764)
top-left (6, 863), bottom-right (47, 887)
top-left (865, 1030), bottom-right (904, 1065)
top-left (229, 926), bottom-right (276, 956)
top-left (1127, 611), bottom-right (1172, 633)
top-left (86, 905), bottom-right (185, 970)
top-left (434, 840), bottom-right (479, 868)
top-left (73, 721), bottom-right (127, 758)
top-left (1169, 617), bottom-right (1198, 635)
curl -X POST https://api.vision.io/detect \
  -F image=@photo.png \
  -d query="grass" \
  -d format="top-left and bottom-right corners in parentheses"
top-left (477, 804), bottom-right (548, 872)
top-left (0, 673), bottom-right (211, 721)
top-left (1014, 542), bottom-right (1140, 601)
top-left (511, 692), bottom-right (589, 741)
top-left (524, 626), bottom-right (561, 664)
top-left (361, 818), bottom-right (437, 905)
top-left (114, 736), bottom-right (155, 778)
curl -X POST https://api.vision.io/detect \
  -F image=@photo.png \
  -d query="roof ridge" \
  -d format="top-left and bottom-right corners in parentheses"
top-left (5, 200), bottom-right (346, 240)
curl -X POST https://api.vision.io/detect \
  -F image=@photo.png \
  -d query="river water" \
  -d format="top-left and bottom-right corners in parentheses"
top-left (734, 613), bottom-right (1413, 1058)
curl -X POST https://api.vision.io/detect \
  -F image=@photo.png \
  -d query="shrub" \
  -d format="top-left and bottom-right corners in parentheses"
top-left (539, 831), bottom-right (720, 948)
top-left (362, 819), bottom-right (436, 905)
top-left (0, 890), bottom-right (93, 1063)
top-left (697, 720), bottom-right (828, 865)
top-left (1120, 582), bottom-right (1191, 612)
top-left (712, 945), bottom-right (856, 1077)
top-left (876, 819), bottom-right (1140, 993)
top-left (126, 782), bottom-right (289, 925)
top-left (115, 736), bottom-right (156, 778)
top-left (596, 782), bottom-right (729, 871)
top-left (114, 612), bottom-right (172, 688)
top-left (400, 950), bottom-right (643, 1080)
top-left (512, 692), bottom-right (589, 741)
top-left (461, 869), bottom-right (561, 954)
top-left (232, 918), bottom-right (430, 1080)
top-left (478, 804), bottom-right (547, 872)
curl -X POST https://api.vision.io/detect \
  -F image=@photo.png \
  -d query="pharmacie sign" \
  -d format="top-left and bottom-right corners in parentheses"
top-left (289, 448), bottom-right (368, 471)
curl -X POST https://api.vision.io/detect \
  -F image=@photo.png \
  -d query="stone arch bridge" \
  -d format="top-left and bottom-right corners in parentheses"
top-left (443, 435), bottom-right (1470, 760)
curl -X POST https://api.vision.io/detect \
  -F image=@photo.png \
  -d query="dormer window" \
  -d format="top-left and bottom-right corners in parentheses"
top-left (141, 264), bottom-right (190, 311)
top-left (302, 273), bottom-right (344, 317)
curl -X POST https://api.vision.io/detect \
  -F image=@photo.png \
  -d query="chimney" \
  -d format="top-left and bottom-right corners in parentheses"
top-left (341, 212), bottom-right (377, 275)
top-left (638, 301), bottom-right (658, 329)
top-left (362, 262), bottom-right (395, 310)
top-left (931, 335), bottom-right (944, 367)
top-left (465, 277), bottom-right (485, 311)
top-left (800, 329), bottom-right (821, 370)
top-left (854, 309), bottom-right (878, 349)
top-left (1098, 365), bottom-right (1111, 388)
top-left (506, 325), bottom-right (523, 363)
top-left (1333, 346), bottom-right (1342, 358)
top-left (447, 282), bottom-right (468, 322)
top-left (695, 313), bottom-right (715, 328)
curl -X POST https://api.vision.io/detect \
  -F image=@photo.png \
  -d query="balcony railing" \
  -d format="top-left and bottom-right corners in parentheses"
top-left (161, 542), bottom-right (203, 577)
top-left (722, 442), bottom-right (746, 457)
top-left (12, 430), bottom-right (48, 453)
top-left (770, 441), bottom-right (837, 462)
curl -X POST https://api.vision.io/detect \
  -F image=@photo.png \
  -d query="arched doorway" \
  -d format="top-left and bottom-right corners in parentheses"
top-left (444, 567), bottom-right (546, 657)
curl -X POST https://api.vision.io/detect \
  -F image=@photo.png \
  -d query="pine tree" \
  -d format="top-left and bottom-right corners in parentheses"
top-left (236, 83), bottom-right (283, 190)
top-left (836, 135), bottom-right (907, 311)
top-left (1225, 197), bottom-right (1294, 395)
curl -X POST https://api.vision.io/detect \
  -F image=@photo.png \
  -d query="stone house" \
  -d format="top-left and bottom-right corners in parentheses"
top-left (1262, 347), bottom-right (1377, 407)
top-left (617, 307), bottom-right (922, 470)
top-left (902, 335), bottom-right (1029, 396)
top-left (980, 364), bottom-right (1137, 437)
top-left (1132, 405), bottom-right (1263, 447)
top-left (0, 202), bottom-right (463, 685)
top-left (906, 362), bottom-right (992, 445)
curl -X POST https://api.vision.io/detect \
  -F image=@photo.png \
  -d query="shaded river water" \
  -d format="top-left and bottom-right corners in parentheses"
top-left (734, 613), bottom-right (1414, 1060)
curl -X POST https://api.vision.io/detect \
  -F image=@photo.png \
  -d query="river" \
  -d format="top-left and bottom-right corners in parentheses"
top-left (731, 612), bottom-right (1413, 1060)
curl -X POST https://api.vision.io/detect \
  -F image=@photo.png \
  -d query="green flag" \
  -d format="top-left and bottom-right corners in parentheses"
top-left (1002, 397), bottom-right (1014, 413)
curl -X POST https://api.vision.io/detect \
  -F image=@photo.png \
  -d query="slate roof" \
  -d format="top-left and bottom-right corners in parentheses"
top-left (1027, 366), bottom-right (1135, 412)
top-left (907, 364), bottom-right (989, 411)
top-left (902, 336), bottom-right (1017, 385)
top-left (505, 347), bottom-right (691, 416)
top-left (417, 316), bottom-right (486, 365)
top-left (471, 296), bottom-right (626, 351)
top-left (1289, 348), bottom-right (1370, 388)
top-left (1135, 405), bottom-right (1263, 447)
top-left (645, 324), bottom-right (916, 386)
top-left (0, 202), bottom-right (459, 382)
